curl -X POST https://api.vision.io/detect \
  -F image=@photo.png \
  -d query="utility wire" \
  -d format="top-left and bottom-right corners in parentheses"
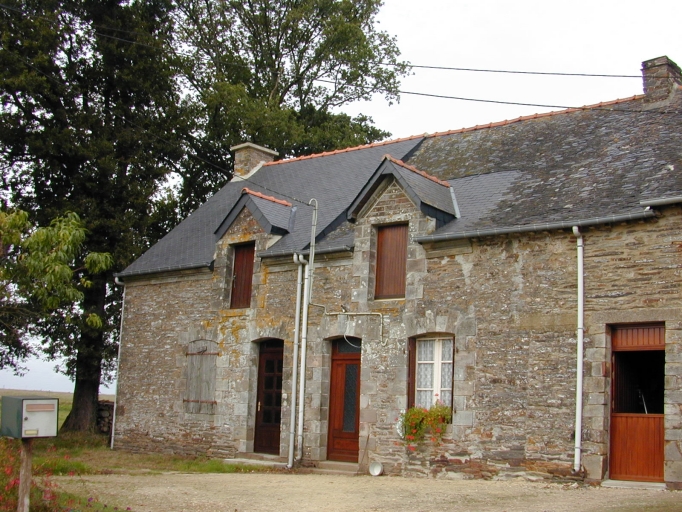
top-left (315, 79), bottom-right (677, 115)
top-left (385, 62), bottom-right (640, 78)
top-left (0, 2), bottom-right (645, 80)
top-left (4, 2), bottom-right (674, 117)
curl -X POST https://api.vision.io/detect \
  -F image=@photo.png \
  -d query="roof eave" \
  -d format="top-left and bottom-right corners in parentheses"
top-left (414, 210), bottom-right (656, 243)
top-left (115, 261), bottom-right (214, 280)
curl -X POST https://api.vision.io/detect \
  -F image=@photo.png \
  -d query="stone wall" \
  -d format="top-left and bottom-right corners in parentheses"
top-left (113, 178), bottom-right (682, 486)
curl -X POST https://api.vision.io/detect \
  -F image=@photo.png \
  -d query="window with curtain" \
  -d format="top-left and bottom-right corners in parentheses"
top-left (408, 337), bottom-right (454, 409)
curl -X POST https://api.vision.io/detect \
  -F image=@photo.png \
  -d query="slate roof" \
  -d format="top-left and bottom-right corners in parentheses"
top-left (119, 137), bottom-right (423, 277)
top-left (409, 88), bottom-right (682, 242)
top-left (119, 78), bottom-right (682, 279)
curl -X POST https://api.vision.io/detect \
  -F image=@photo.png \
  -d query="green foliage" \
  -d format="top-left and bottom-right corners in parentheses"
top-left (399, 402), bottom-right (453, 449)
top-left (0, 0), bottom-right (186, 430)
top-left (173, 0), bottom-right (407, 213)
top-left (0, 210), bottom-right (111, 369)
top-left (0, 0), bottom-right (407, 430)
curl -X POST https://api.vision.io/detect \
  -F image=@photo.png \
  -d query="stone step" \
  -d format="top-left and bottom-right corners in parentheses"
top-left (601, 479), bottom-right (667, 490)
top-left (229, 453), bottom-right (288, 469)
top-left (300, 461), bottom-right (360, 476)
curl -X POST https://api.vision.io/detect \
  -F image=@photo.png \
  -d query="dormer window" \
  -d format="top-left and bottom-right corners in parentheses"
top-left (230, 242), bottom-right (255, 309)
top-left (375, 224), bottom-right (407, 299)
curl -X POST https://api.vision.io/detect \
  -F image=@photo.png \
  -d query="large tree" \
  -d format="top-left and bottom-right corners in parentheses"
top-left (0, 0), bottom-right (187, 430)
top-left (0, 0), bottom-right (407, 431)
top-left (172, 0), bottom-right (409, 214)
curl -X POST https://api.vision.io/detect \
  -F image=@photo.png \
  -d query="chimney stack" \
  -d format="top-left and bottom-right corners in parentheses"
top-left (230, 142), bottom-right (279, 178)
top-left (642, 56), bottom-right (682, 102)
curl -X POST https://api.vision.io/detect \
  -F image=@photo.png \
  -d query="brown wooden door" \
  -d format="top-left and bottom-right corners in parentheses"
top-left (328, 338), bottom-right (361, 462)
top-left (610, 325), bottom-right (665, 482)
top-left (254, 340), bottom-right (283, 454)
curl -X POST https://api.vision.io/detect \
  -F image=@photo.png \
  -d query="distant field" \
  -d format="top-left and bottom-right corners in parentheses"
top-left (0, 389), bottom-right (115, 401)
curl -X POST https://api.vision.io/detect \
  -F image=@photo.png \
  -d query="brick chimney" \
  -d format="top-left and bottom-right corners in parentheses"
top-left (230, 142), bottom-right (279, 178)
top-left (642, 56), bottom-right (682, 102)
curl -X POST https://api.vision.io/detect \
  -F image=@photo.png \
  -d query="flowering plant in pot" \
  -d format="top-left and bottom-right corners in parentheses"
top-left (398, 401), bottom-right (453, 449)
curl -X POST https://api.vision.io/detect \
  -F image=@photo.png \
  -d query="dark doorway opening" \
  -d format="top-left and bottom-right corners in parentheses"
top-left (612, 350), bottom-right (664, 415)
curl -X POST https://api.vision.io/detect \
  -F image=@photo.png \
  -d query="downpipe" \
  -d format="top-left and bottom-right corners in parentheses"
top-left (572, 226), bottom-right (585, 474)
top-left (287, 254), bottom-right (305, 468)
top-left (110, 276), bottom-right (126, 450)
top-left (295, 199), bottom-right (318, 462)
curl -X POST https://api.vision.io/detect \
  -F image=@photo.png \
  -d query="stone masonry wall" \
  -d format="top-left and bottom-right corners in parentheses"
top-left (115, 177), bottom-right (682, 486)
top-left (113, 268), bottom-right (227, 456)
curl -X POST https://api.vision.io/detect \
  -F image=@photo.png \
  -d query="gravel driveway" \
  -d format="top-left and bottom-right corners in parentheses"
top-left (55, 473), bottom-right (681, 512)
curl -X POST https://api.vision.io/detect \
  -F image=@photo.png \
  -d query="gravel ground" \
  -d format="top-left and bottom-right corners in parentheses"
top-left (54, 473), bottom-right (682, 512)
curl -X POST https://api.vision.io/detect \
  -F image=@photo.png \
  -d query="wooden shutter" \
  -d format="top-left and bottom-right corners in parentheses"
top-left (375, 224), bottom-right (407, 299)
top-left (184, 340), bottom-right (218, 414)
top-left (407, 338), bottom-right (416, 409)
top-left (230, 242), bottom-right (255, 309)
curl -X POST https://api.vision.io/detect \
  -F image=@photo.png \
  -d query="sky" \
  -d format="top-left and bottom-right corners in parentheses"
top-left (1, 0), bottom-right (680, 394)
top-left (342, 0), bottom-right (682, 139)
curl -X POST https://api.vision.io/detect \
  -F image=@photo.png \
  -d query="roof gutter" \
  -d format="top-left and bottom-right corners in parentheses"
top-left (640, 196), bottom-right (682, 207)
top-left (260, 245), bottom-right (353, 259)
top-left (414, 210), bottom-right (656, 243)
top-left (114, 261), bottom-right (213, 280)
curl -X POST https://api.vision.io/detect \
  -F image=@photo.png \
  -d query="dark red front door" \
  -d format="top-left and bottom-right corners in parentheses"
top-left (328, 338), bottom-right (361, 462)
top-left (254, 340), bottom-right (283, 454)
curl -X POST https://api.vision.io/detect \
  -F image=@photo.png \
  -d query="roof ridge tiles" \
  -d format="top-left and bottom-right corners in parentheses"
top-left (263, 134), bottom-right (424, 166)
top-left (383, 154), bottom-right (450, 187)
top-left (241, 187), bottom-right (292, 207)
top-left (427, 94), bottom-right (645, 138)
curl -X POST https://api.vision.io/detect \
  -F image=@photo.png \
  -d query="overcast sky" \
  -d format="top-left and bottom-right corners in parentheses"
top-left (1, 0), bottom-right (680, 394)
top-left (342, 0), bottom-right (682, 138)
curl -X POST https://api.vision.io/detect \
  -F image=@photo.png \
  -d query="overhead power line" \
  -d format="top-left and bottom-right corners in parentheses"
top-left (0, 3), bottom-right (643, 80)
top-left (385, 62), bottom-right (640, 78)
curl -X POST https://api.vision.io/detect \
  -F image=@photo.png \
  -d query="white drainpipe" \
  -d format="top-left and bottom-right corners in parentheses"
top-left (287, 254), bottom-right (305, 468)
top-left (295, 199), bottom-right (318, 462)
top-left (572, 226), bottom-right (584, 473)
top-left (111, 276), bottom-right (126, 449)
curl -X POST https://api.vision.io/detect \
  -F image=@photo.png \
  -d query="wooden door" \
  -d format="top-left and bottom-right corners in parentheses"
top-left (328, 338), bottom-right (361, 462)
top-left (610, 325), bottom-right (665, 482)
top-left (254, 340), bottom-right (283, 454)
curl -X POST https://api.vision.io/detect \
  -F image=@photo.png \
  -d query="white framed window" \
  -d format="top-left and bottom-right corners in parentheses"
top-left (415, 337), bottom-right (453, 409)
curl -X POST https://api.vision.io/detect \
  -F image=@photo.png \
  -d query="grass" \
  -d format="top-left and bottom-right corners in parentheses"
top-left (0, 390), bottom-right (270, 510)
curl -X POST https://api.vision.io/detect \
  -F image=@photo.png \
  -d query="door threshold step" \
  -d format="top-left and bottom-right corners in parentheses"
top-left (229, 453), bottom-right (288, 469)
top-left (601, 479), bottom-right (666, 490)
top-left (298, 461), bottom-right (360, 476)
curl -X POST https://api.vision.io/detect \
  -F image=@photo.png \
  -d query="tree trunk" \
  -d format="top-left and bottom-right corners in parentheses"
top-left (60, 280), bottom-right (106, 432)
top-left (60, 348), bottom-right (102, 432)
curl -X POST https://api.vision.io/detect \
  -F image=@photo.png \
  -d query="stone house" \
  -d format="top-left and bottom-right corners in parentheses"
top-left (113, 56), bottom-right (682, 487)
